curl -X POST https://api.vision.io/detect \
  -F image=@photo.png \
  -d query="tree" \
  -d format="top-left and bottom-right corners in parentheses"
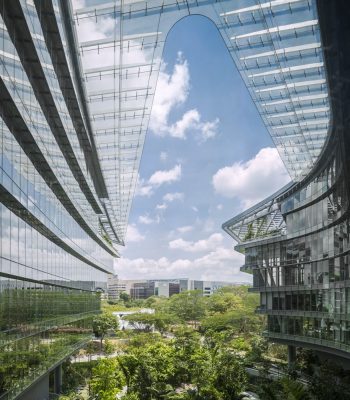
top-left (245, 336), bottom-right (268, 364)
top-left (90, 358), bottom-right (125, 400)
top-left (124, 342), bottom-right (176, 399)
top-left (119, 292), bottom-right (131, 302)
top-left (280, 377), bottom-right (309, 400)
top-left (309, 361), bottom-right (350, 400)
top-left (214, 352), bottom-right (247, 399)
top-left (207, 289), bottom-right (243, 314)
top-left (117, 354), bottom-right (140, 394)
top-left (168, 290), bottom-right (206, 326)
top-left (92, 313), bottom-right (119, 351)
top-left (124, 312), bottom-right (175, 334)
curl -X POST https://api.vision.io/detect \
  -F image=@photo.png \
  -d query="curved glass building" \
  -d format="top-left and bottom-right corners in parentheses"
top-left (223, 0), bottom-right (350, 365)
top-left (0, 0), bottom-right (346, 398)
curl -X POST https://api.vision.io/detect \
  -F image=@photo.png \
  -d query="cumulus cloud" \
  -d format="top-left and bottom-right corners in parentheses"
top-left (163, 192), bottom-right (184, 202)
top-left (135, 165), bottom-right (182, 197)
top-left (149, 165), bottom-right (182, 187)
top-left (169, 233), bottom-right (223, 253)
top-left (150, 53), bottom-right (190, 133)
top-left (212, 147), bottom-right (290, 208)
top-left (114, 246), bottom-right (248, 282)
top-left (149, 53), bottom-right (219, 142)
top-left (168, 109), bottom-right (200, 139)
top-left (126, 224), bottom-right (145, 242)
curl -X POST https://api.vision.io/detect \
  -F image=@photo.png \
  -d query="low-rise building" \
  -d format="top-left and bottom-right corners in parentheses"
top-left (108, 277), bottom-right (246, 299)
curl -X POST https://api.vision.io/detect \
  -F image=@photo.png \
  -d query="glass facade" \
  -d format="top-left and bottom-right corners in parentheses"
top-left (225, 137), bottom-right (350, 357)
top-left (223, 0), bottom-right (350, 360)
top-left (72, 0), bottom-right (329, 242)
top-left (0, 0), bottom-right (341, 397)
top-left (0, 1), bottom-right (116, 399)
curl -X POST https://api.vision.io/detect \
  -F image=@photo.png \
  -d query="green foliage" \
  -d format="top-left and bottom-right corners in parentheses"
top-left (207, 289), bottom-right (244, 314)
top-left (214, 352), bottom-right (247, 399)
top-left (124, 312), bottom-right (176, 333)
top-left (167, 290), bottom-right (206, 325)
top-left (201, 287), bottom-right (261, 335)
top-left (243, 223), bottom-right (254, 241)
top-left (90, 358), bottom-right (125, 400)
top-left (107, 328), bottom-right (248, 400)
top-left (256, 376), bottom-right (310, 400)
top-left (119, 292), bottom-right (131, 302)
top-left (280, 377), bottom-right (309, 400)
top-left (103, 339), bottom-right (116, 355)
top-left (92, 313), bottom-right (119, 342)
top-left (309, 361), bottom-right (350, 400)
top-left (245, 336), bottom-right (268, 364)
top-left (0, 288), bottom-right (100, 340)
top-left (61, 359), bottom-right (96, 393)
top-left (51, 286), bottom-right (266, 400)
top-left (0, 319), bottom-right (92, 396)
top-left (59, 394), bottom-right (85, 400)
top-left (122, 394), bottom-right (139, 400)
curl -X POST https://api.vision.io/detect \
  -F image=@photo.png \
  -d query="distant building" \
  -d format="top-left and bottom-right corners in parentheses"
top-left (108, 277), bottom-right (245, 299)
top-left (131, 281), bottom-right (156, 300)
top-left (155, 281), bottom-right (180, 297)
top-left (107, 274), bottom-right (119, 300)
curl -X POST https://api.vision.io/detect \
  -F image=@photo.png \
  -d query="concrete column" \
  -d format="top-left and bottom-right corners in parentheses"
top-left (54, 364), bottom-right (63, 394)
top-left (288, 345), bottom-right (296, 366)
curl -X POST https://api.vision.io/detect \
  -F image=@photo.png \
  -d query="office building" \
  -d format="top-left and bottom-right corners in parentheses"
top-left (0, 0), bottom-right (346, 398)
top-left (223, 1), bottom-right (350, 365)
top-left (0, 1), bottom-right (119, 399)
top-left (110, 278), bottom-right (242, 299)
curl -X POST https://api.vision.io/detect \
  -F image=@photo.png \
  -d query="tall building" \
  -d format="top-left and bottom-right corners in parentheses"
top-left (0, 0), bottom-right (344, 398)
top-left (0, 2), bottom-right (118, 399)
top-left (223, 1), bottom-right (350, 365)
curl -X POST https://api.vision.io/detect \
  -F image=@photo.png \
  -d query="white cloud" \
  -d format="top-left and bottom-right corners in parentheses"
top-left (114, 246), bottom-right (248, 282)
top-left (167, 109), bottom-right (219, 142)
top-left (169, 233), bottom-right (223, 253)
top-left (156, 203), bottom-right (168, 210)
top-left (163, 192), bottom-right (184, 202)
top-left (192, 206), bottom-right (199, 212)
top-left (150, 53), bottom-right (190, 134)
top-left (135, 165), bottom-right (182, 198)
top-left (149, 164), bottom-right (182, 187)
top-left (138, 215), bottom-right (155, 225)
top-left (212, 147), bottom-right (290, 208)
top-left (135, 177), bottom-right (154, 197)
top-left (217, 204), bottom-right (223, 211)
top-left (177, 226), bottom-right (193, 234)
top-left (126, 224), bottom-right (145, 242)
top-left (149, 53), bottom-right (219, 142)
top-left (199, 118), bottom-right (220, 142)
top-left (168, 109), bottom-right (200, 139)
top-left (160, 152), bottom-right (168, 161)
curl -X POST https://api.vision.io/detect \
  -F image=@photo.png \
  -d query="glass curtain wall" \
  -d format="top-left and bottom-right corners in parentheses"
top-left (0, 2), bottom-right (114, 399)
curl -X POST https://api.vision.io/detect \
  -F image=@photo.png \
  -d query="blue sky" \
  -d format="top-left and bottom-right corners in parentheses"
top-left (114, 16), bottom-right (290, 282)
